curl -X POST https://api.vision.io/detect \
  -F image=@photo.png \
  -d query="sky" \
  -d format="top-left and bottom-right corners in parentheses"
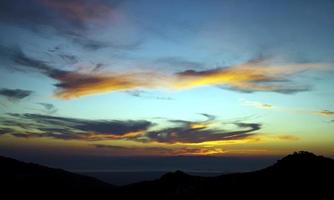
top-left (0, 0), bottom-right (334, 171)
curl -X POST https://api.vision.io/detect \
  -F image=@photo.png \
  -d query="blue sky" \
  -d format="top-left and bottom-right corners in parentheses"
top-left (0, 0), bottom-right (334, 164)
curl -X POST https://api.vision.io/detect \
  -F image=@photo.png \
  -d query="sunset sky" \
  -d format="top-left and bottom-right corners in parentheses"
top-left (0, 0), bottom-right (334, 170)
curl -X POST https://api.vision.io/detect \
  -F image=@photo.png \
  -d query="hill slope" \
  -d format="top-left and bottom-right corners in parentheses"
top-left (0, 155), bottom-right (115, 197)
top-left (1, 151), bottom-right (333, 199)
top-left (116, 151), bottom-right (334, 199)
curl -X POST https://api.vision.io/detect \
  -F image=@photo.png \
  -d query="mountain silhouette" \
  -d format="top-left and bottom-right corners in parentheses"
top-left (0, 155), bottom-right (115, 197)
top-left (1, 151), bottom-right (333, 199)
top-left (113, 151), bottom-right (334, 199)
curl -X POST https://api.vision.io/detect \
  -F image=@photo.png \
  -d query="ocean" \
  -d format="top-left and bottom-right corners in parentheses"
top-left (79, 171), bottom-right (224, 185)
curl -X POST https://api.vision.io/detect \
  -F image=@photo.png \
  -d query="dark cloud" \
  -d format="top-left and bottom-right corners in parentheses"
top-left (0, 45), bottom-right (64, 76)
top-left (143, 122), bottom-right (260, 144)
top-left (0, 113), bottom-right (153, 141)
top-left (0, 0), bottom-right (139, 51)
top-left (138, 115), bottom-right (261, 144)
top-left (0, 0), bottom-right (62, 29)
top-left (75, 120), bottom-right (152, 135)
top-left (0, 0), bottom-right (117, 31)
top-left (199, 113), bottom-right (216, 121)
top-left (94, 144), bottom-right (225, 156)
top-left (19, 113), bottom-right (152, 135)
top-left (0, 112), bottom-right (261, 144)
top-left (0, 128), bottom-right (13, 135)
top-left (37, 103), bottom-right (58, 114)
top-left (95, 144), bottom-right (128, 150)
top-left (0, 88), bottom-right (33, 100)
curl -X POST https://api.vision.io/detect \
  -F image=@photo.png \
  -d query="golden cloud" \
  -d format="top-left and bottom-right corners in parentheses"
top-left (95, 144), bottom-right (225, 156)
top-left (318, 110), bottom-right (334, 116)
top-left (54, 70), bottom-right (166, 99)
top-left (51, 60), bottom-right (329, 99)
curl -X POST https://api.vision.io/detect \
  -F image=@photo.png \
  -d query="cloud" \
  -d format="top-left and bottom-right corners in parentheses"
top-left (175, 59), bottom-right (328, 93)
top-left (154, 56), bottom-right (203, 69)
top-left (0, 128), bottom-right (13, 135)
top-left (0, 88), bottom-right (33, 100)
top-left (52, 59), bottom-right (331, 98)
top-left (2, 46), bottom-right (330, 99)
top-left (58, 54), bottom-right (78, 65)
top-left (0, 0), bottom-right (139, 50)
top-left (0, 45), bottom-right (158, 98)
top-left (0, 113), bottom-right (153, 141)
top-left (139, 115), bottom-right (261, 144)
top-left (275, 135), bottom-right (300, 141)
top-left (318, 110), bottom-right (334, 116)
top-left (37, 103), bottom-right (58, 114)
top-left (53, 70), bottom-right (163, 99)
top-left (241, 99), bottom-right (334, 119)
top-left (126, 90), bottom-right (174, 101)
top-left (242, 99), bottom-right (334, 118)
top-left (39, 0), bottom-right (115, 26)
top-left (0, 0), bottom-right (116, 31)
top-left (240, 99), bottom-right (273, 109)
top-left (94, 144), bottom-right (225, 156)
top-left (0, 45), bottom-right (63, 76)
top-left (0, 112), bottom-right (261, 144)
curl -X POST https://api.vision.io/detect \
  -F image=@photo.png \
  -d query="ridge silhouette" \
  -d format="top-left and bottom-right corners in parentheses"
top-left (1, 151), bottom-right (333, 199)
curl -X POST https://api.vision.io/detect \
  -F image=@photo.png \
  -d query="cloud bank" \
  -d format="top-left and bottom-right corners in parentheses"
top-left (2, 45), bottom-right (329, 99)
top-left (0, 113), bottom-right (261, 144)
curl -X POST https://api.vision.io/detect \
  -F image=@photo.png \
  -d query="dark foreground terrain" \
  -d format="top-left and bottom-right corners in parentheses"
top-left (1, 151), bottom-right (333, 199)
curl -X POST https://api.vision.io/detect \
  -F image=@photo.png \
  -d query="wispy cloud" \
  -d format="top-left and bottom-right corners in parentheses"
top-left (0, 0), bottom-right (114, 30)
top-left (39, 0), bottom-right (115, 27)
top-left (154, 56), bottom-right (203, 70)
top-left (138, 114), bottom-right (261, 144)
top-left (49, 59), bottom-right (331, 99)
top-left (175, 59), bottom-right (328, 94)
top-left (37, 103), bottom-right (58, 114)
top-left (94, 144), bottom-right (225, 156)
top-left (0, 88), bottom-right (33, 101)
top-left (275, 135), bottom-right (300, 141)
top-left (317, 110), bottom-right (334, 116)
top-left (0, 113), bottom-right (153, 141)
top-left (241, 99), bottom-right (334, 119)
top-left (2, 46), bottom-right (329, 99)
top-left (0, 113), bottom-right (261, 145)
top-left (240, 99), bottom-right (273, 110)
top-left (126, 90), bottom-right (174, 101)
top-left (0, 0), bottom-right (140, 50)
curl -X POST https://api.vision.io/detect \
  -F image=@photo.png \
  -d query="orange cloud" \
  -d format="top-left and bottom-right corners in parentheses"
top-left (95, 144), bottom-right (225, 156)
top-left (54, 70), bottom-right (169, 99)
top-left (317, 110), bottom-right (334, 116)
top-left (174, 62), bottom-right (329, 93)
top-left (51, 59), bottom-right (329, 99)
